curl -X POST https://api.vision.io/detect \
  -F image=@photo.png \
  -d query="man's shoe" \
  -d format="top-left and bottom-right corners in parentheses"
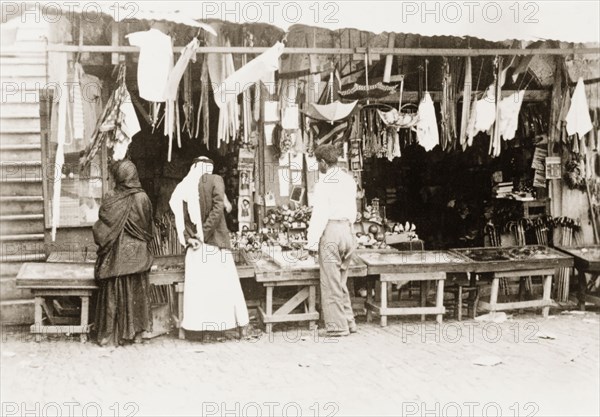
top-left (327, 330), bottom-right (350, 337)
top-left (348, 321), bottom-right (357, 334)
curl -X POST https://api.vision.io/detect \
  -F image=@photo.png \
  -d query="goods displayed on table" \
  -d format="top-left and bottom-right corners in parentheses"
top-left (455, 245), bottom-right (562, 262)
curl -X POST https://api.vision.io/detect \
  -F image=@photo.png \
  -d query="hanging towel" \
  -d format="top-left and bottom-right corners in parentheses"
top-left (416, 92), bottom-right (439, 151)
top-left (566, 77), bottom-right (593, 138)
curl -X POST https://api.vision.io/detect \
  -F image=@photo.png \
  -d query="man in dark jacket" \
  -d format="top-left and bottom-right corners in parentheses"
top-left (179, 156), bottom-right (232, 250)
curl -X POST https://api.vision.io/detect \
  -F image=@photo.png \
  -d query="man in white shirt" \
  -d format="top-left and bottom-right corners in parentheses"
top-left (306, 144), bottom-right (358, 337)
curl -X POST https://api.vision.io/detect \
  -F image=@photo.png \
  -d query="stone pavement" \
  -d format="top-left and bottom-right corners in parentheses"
top-left (1, 310), bottom-right (599, 417)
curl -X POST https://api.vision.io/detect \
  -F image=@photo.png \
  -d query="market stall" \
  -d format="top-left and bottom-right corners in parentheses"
top-left (357, 250), bottom-right (470, 326)
top-left (253, 248), bottom-right (367, 334)
top-left (557, 246), bottom-right (600, 310)
top-left (450, 245), bottom-right (574, 317)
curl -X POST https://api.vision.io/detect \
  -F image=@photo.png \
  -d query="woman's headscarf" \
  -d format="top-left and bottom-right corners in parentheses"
top-left (93, 160), bottom-right (148, 258)
top-left (170, 157), bottom-right (214, 245)
top-left (112, 159), bottom-right (143, 192)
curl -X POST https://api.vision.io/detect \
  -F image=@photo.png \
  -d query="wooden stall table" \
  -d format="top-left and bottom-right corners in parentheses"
top-left (254, 250), bottom-right (367, 334)
top-left (450, 246), bottom-right (574, 318)
top-left (16, 262), bottom-right (96, 342)
top-left (356, 250), bottom-right (470, 326)
top-left (22, 252), bottom-right (256, 341)
top-left (557, 246), bottom-right (600, 310)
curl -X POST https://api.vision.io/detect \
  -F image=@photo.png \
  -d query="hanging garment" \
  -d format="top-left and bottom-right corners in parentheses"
top-left (473, 86), bottom-right (497, 134)
top-left (72, 63), bottom-right (85, 142)
top-left (110, 89), bottom-right (141, 161)
top-left (497, 90), bottom-right (525, 141)
top-left (164, 38), bottom-right (200, 101)
top-left (264, 101), bottom-right (280, 122)
top-left (416, 92), bottom-right (439, 151)
top-left (207, 39), bottom-right (239, 146)
top-left (566, 77), bottom-right (593, 138)
top-left (282, 105), bottom-right (300, 130)
top-left (51, 52), bottom-right (69, 241)
top-left (459, 57), bottom-right (472, 150)
top-left (376, 108), bottom-right (418, 129)
top-left (126, 28), bottom-right (174, 102)
top-left (81, 66), bottom-right (140, 167)
top-left (213, 41), bottom-right (284, 108)
top-left (80, 71), bottom-right (103, 148)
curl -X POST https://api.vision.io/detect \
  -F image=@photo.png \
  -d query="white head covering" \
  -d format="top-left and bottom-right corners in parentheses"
top-left (169, 158), bottom-right (214, 245)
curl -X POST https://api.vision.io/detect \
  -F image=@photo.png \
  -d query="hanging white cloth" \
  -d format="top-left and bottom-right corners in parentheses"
top-left (497, 90), bottom-right (525, 141)
top-left (126, 28), bottom-right (174, 102)
top-left (416, 92), bottom-right (439, 151)
top-left (566, 77), bottom-right (593, 138)
top-left (169, 159), bottom-right (249, 332)
top-left (213, 41), bottom-right (284, 108)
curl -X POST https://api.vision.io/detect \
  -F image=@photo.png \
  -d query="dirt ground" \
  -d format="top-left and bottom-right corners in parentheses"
top-left (1, 310), bottom-right (599, 417)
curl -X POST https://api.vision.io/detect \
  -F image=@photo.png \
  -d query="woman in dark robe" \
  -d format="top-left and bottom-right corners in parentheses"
top-left (93, 160), bottom-right (153, 346)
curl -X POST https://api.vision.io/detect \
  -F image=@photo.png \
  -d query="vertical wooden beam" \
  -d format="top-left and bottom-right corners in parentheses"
top-left (257, 82), bottom-right (267, 228)
top-left (549, 52), bottom-right (564, 221)
top-left (383, 33), bottom-right (395, 83)
top-left (111, 21), bottom-right (119, 65)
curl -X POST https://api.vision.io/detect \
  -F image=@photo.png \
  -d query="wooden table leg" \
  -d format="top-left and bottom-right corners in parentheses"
top-left (366, 277), bottom-right (374, 323)
top-left (542, 274), bottom-right (553, 318)
top-left (178, 285), bottom-right (185, 340)
top-left (578, 268), bottom-right (587, 311)
top-left (308, 285), bottom-right (317, 330)
top-left (456, 285), bottom-right (463, 321)
top-left (380, 279), bottom-right (388, 327)
top-left (489, 276), bottom-right (500, 314)
top-left (80, 296), bottom-right (89, 343)
top-left (34, 296), bottom-right (43, 342)
top-left (436, 279), bottom-right (444, 324)
top-left (420, 281), bottom-right (428, 322)
top-left (266, 286), bottom-right (273, 334)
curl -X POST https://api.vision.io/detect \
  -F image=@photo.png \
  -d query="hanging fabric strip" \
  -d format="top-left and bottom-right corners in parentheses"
top-left (459, 57), bottom-right (472, 150)
top-left (52, 53), bottom-right (69, 241)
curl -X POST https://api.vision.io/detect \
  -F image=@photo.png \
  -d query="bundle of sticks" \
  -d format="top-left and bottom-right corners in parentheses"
top-left (484, 222), bottom-right (502, 247)
top-left (485, 222), bottom-right (511, 295)
top-left (532, 216), bottom-right (551, 246)
top-left (149, 284), bottom-right (178, 318)
top-left (555, 217), bottom-right (582, 302)
top-left (149, 213), bottom-right (184, 256)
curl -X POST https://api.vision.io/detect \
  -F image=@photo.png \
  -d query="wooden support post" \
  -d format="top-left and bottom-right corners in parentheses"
top-left (420, 281), bottom-right (427, 322)
top-left (34, 296), bottom-right (43, 342)
top-left (456, 285), bottom-right (463, 321)
top-left (436, 279), bottom-right (444, 324)
top-left (110, 21), bottom-right (120, 65)
top-left (177, 283), bottom-right (185, 340)
top-left (80, 296), bottom-right (89, 343)
top-left (265, 285), bottom-right (273, 334)
top-left (489, 276), bottom-right (500, 313)
top-left (309, 285), bottom-right (317, 330)
top-left (383, 33), bottom-right (395, 83)
top-left (380, 278), bottom-right (388, 327)
top-left (542, 274), bottom-right (553, 318)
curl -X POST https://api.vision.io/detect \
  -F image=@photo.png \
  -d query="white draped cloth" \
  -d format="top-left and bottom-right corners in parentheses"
top-left (169, 161), bottom-right (249, 331)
